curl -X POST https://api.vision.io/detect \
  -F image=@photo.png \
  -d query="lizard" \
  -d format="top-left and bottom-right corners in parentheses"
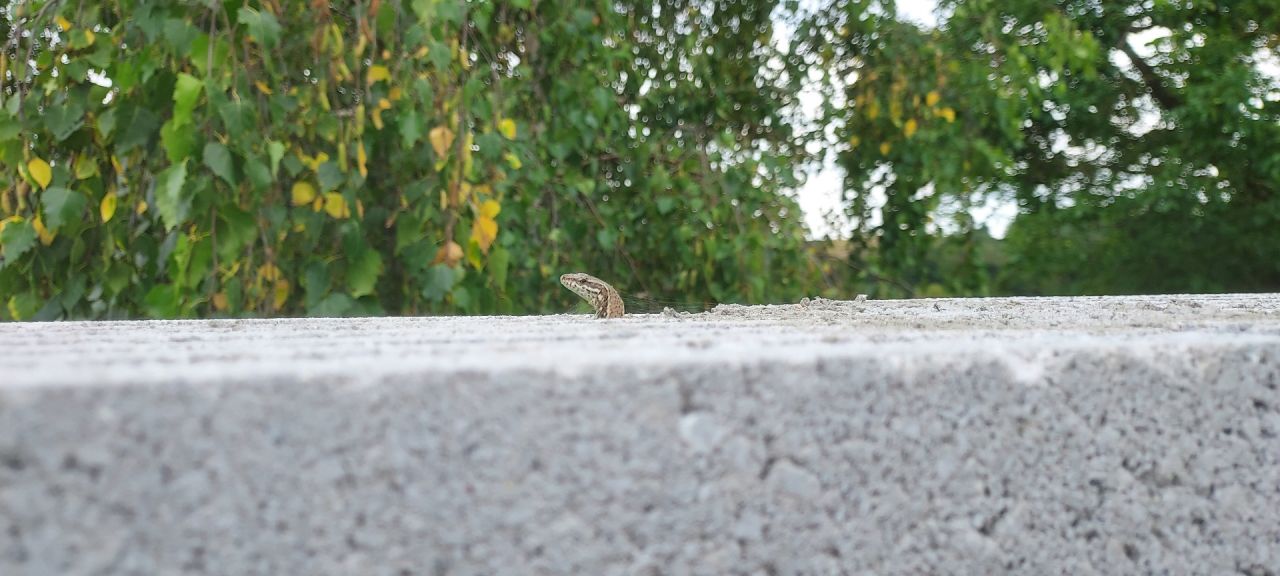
top-left (559, 272), bottom-right (626, 318)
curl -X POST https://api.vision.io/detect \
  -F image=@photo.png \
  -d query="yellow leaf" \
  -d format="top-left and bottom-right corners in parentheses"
top-left (312, 196), bottom-right (323, 212)
top-left (849, 135), bottom-right (860, 148)
top-left (434, 241), bottom-right (464, 266)
top-left (273, 278), bottom-right (290, 310)
top-left (378, 98), bottom-right (391, 110)
top-left (429, 126), bottom-right (454, 159)
top-left (504, 152), bottom-right (522, 170)
top-left (323, 192), bottom-right (350, 219)
top-left (466, 240), bottom-right (484, 270)
top-left (291, 182), bottom-right (317, 206)
top-left (470, 216), bottom-right (498, 253)
top-left (28, 158), bottom-right (52, 190)
top-left (479, 199), bottom-right (501, 219)
top-left (212, 292), bottom-right (229, 311)
top-left (865, 100), bottom-right (880, 120)
top-left (136, 200), bottom-right (148, 215)
top-left (414, 45), bottom-right (429, 59)
top-left (257, 263), bottom-right (281, 282)
top-left (221, 261), bottom-right (241, 281)
top-left (940, 107), bottom-right (956, 123)
top-left (56, 16), bottom-right (71, 31)
top-left (372, 108), bottom-right (384, 130)
top-left (904, 118), bottom-right (918, 138)
top-left (357, 142), bottom-right (368, 178)
top-left (389, 86), bottom-right (403, 101)
top-left (880, 142), bottom-right (892, 155)
top-left (299, 151), bottom-right (329, 172)
top-left (100, 193), bottom-right (117, 223)
top-left (74, 154), bottom-right (98, 179)
top-left (32, 215), bottom-right (55, 246)
top-left (366, 65), bottom-right (391, 85)
top-left (318, 82), bottom-right (331, 111)
top-left (498, 118), bottom-right (517, 140)
top-left (83, 29), bottom-right (95, 46)
top-left (926, 90), bottom-right (941, 107)
top-left (255, 80), bottom-right (273, 95)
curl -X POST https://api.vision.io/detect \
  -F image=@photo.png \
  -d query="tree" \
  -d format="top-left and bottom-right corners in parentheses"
top-left (0, 0), bottom-right (821, 320)
top-left (800, 0), bottom-right (1280, 295)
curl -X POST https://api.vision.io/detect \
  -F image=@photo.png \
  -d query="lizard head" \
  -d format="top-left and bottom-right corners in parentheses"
top-left (559, 272), bottom-right (607, 303)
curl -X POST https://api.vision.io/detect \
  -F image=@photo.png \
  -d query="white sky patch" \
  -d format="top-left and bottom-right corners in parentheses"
top-left (794, 0), bottom-right (943, 239)
top-left (895, 0), bottom-right (940, 27)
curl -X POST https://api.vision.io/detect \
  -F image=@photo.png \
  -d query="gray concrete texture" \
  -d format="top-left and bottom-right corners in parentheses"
top-left (2, 294), bottom-right (1279, 575)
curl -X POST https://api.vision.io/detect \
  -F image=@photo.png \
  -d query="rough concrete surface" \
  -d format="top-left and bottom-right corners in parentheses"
top-left (2, 294), bottom-right (1279, 575)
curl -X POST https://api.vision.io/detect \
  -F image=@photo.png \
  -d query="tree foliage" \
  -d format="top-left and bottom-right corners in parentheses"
top-left (5, 0), bottom-right (1278, 320)
top-left (801, 0), bottom-right (1280, 296)
top-left (0, 0), bottom-right (821, 320)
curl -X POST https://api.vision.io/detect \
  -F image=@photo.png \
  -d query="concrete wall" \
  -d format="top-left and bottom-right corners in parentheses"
top-left (2, 294), bottom-right (1279, 575)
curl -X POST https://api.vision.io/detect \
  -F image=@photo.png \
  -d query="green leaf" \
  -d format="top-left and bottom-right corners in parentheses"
top-left (155, 160), bottom-right (190, 231)
top-left (43, 100), bottom-right (85, 141)
top-left (217, 206), bottom-right (255, 262)
top-left (105, 262), bottom-right (131, 294)
top-left (428, 40), bottom-right (451, 71)
top-left (163, 18), bottom-right (198, 57)
top-left (399, 110), bottom-right (422, 147)
top-left (244, 157), bottom-right (272, 190)
top-left (309, 293), bottom-right (355, 317)
top-left (42, 187), bottom-right (87, 233)
top-left (96, 107), bottom-right (118, 139)
top-left (0, 115), bottom-right (20, 142)
top-left (203, 142), bottom-right (236, 186)
top-left (596, 228), bottom-right (616, 250)
top-left (143, 284), bottom-right (180, 318)
top-left (490, 246), bottom-right (510, 288)
top-left (172, 73), bottom-right (204, 127)
top-left (115, 106), bottom-right (159, 153)
top-left (238, 7), bottom-right (282, 49)
top-left (267, 140), bottom-right (286, 176)
top-left (411, 0), bottom-right (435, 24)
top-left (160, 118), bottom-right (197, 163)
top-left (0, 220), bottom-right (37, 262)
top-left (189, 34), bottom-right (230, 76)
top-left (185, 237), bottom-right (212, 288)
top-left (6, 292), bottom-right (41, 320)
top-left (217, 100), bottom-right (251, 134)
top-left (656, 196), bottom-right (676, 214)
top-left (347, 249), bottom-right (384, 298)
top-left (422, 264), bottom-right (455, 301)
top-left (317, 161), bottom-right (344, 191)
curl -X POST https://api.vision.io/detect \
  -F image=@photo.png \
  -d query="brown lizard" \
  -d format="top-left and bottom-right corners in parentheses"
top-left (559, 272), bottom-right (625, 318)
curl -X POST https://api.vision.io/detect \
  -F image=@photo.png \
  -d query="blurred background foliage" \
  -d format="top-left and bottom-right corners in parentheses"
top-left (0, 0), bottom-right (1277, 319)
